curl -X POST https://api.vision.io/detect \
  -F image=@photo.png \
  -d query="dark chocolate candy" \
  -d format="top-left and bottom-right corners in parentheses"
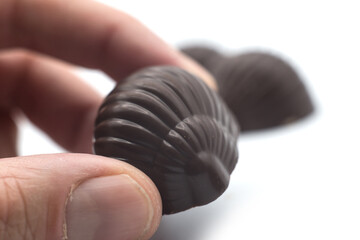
top-left (181, 46), bottom-right (223, 72)
top-left (94, 66), bottom-right (239, 214)
top-left (181, 46), bottom-right (314, 131)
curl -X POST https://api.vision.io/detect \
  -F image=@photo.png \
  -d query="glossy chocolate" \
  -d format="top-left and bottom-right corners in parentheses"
top-left (94, 66), bottom-right (239, 214)
top-left (182, 46), bottom-right (314, 131)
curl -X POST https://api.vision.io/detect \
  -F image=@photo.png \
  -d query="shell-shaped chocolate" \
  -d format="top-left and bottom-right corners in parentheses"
top-left (181, 46), bottom-right (314, 131)
top-left (94, 66), bottom-right (239, 214)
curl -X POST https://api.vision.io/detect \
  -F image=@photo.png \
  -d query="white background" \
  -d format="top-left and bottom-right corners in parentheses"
top-left (19, 1), bottom-right (360, 239)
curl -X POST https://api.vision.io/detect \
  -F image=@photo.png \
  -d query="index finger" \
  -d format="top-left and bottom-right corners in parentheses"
top-left (0, 0), bottom-right (216, 88)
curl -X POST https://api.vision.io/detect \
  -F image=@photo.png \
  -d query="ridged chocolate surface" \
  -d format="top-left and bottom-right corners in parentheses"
top-left (181, 46), bottom-right (314, 131)
top-left (94, 66), bottom-right (239, 214)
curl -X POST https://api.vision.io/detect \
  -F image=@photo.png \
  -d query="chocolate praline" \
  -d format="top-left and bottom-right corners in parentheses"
top-left (182, 46), bottom-right (314, 131)
top-left (93, 66), bottom-right (239, 214)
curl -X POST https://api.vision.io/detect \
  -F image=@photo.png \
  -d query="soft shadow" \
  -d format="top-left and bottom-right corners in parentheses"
top-left (151, 182), bottom-right (251, 240)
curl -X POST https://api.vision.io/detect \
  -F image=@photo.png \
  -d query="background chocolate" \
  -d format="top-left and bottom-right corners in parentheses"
top-left (181, 46), bottom-right (314, 131)
top-left (181, 46), bottom-right (223, 72)
top-left (94, 66), bottom-right (239, 214)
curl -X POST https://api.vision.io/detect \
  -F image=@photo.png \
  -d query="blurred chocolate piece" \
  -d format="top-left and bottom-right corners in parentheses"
top-left (181, 46), bottom-right (314, 131)
top-left (215, 52), bottom-right (314, 131)
top-left (181, 46), bottom-right (223, 71)
top-left (94, 66), bottom-right (239, 214)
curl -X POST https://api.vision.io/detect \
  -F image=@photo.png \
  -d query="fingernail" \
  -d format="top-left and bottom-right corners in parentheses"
top-left (65, 175), bottom-right (153, 240)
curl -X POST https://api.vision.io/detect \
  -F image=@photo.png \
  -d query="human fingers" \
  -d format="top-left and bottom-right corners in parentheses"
top-left (0, 0), bottom-right (216, 89)
top-left (0, 153), bottom-right (162, 240)
top-left (0, 50), bottom-right (101, 153)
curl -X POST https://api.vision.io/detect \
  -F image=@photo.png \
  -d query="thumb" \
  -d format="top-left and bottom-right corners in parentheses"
top-left (0, 153), bottom-right (162, 240)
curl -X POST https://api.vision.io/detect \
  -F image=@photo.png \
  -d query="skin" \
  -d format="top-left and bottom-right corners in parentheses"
top-left (0, 0), bottom-right (216, 239)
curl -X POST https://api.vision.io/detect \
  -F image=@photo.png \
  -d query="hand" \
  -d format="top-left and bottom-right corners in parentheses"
top-left (0, 0), bottom-right (214, 239)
